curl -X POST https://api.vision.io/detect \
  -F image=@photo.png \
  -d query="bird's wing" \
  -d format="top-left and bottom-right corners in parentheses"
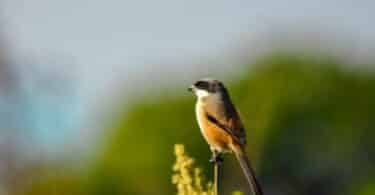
top-left (205, 111), bottom-right (247, 146)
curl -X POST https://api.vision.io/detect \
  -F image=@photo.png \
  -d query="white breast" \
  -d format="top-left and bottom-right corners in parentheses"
top-left (195, 101), bottom-right (208, 139)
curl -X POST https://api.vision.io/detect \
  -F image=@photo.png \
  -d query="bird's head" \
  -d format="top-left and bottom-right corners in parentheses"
top-left (188, 78), bottom-right (227, 100)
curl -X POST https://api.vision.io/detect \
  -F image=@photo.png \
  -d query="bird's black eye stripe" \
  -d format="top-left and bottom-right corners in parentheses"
top-left (194, 81), bottom-right (209, 89)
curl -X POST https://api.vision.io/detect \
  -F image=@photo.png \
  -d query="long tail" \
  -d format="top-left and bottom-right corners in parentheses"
top-left (232, 145), bottom-right (264, 195)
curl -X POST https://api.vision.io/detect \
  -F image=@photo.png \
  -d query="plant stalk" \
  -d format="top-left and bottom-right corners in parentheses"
top-left (213, 162), bottom-right (220, 195)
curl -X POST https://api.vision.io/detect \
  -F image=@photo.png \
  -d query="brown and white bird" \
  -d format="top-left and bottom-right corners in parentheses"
top-left (188, 78), bottom-right (263, 195)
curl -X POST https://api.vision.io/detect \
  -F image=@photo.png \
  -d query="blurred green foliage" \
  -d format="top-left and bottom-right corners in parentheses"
top-left (11, 53), bottom-right (375, 195)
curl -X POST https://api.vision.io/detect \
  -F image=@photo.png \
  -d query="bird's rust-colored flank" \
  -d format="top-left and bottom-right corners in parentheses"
top-left (196, 103), bottom-right (233, 152)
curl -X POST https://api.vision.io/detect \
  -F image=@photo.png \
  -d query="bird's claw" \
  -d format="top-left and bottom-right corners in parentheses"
top-left (209, 154), bottom-right (224, 164)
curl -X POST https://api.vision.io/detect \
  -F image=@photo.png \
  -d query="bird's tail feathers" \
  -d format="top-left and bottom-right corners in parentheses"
top-left (232, 145), bottom-right (264, 195)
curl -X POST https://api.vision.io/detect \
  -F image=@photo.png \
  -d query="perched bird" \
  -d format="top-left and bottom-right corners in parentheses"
top-left (188, 78), bottom-right (263, 195)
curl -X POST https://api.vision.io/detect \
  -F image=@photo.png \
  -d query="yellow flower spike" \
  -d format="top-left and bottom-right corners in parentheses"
top-left (172, 175), bottom-right (181, 184)
top-left (172, 144), bottom-right (240, 195)
top-left (175, 144), bottom-right (185, 156)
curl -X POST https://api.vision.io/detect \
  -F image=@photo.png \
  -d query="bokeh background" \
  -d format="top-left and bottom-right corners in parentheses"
top-left (0, 0), bottom-right (374, 195)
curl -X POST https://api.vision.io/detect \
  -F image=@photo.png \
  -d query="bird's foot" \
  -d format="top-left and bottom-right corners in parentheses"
top-left (209, 154), bottom-right (224, 164)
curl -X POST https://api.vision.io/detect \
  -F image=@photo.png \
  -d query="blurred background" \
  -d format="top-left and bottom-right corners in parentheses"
top-left (0, 0), bottom-right (374, 195)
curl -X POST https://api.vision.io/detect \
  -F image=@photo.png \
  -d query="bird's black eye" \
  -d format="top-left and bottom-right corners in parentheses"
top-left (194, 81), bottom-right (209, 89)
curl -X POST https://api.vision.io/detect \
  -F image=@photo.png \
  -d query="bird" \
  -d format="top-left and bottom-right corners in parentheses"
top-left (188, 78), bottom-right (263, 195)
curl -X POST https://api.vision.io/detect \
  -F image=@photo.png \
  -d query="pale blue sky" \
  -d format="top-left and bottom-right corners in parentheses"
top-left (1, 0), bottom-right (374, 155)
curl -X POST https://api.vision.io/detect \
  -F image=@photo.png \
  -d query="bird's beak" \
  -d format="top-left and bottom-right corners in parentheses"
top-left (188, 85), bottom-right (194, 92)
